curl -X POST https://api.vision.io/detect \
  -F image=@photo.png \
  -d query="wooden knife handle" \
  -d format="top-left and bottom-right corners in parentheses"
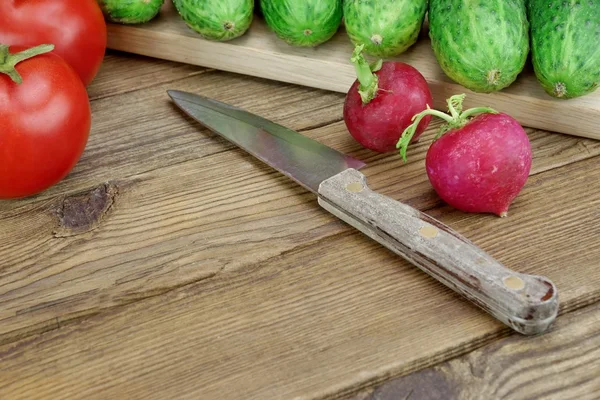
top-left (317, 169), bottom-right (558, 335)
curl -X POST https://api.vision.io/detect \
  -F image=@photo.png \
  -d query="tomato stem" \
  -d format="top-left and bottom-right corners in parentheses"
top-left (0, 45), bottom-right (8, 63)
top-left (396, 94), bottom-right (499, 162)
top-left (0, 44), bottom-right (55, 84)
top-left (350, 44), bottom-right (382, 104)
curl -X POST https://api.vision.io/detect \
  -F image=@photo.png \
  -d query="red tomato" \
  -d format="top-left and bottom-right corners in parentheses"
top-left (0, 45), bottom-right (91, 199)
top-left (0, 0), bottom-right (107, 86)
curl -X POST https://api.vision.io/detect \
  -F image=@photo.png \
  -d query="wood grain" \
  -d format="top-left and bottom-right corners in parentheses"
top-left (318, 169), bottom-right (558, 336)
top-left (105, 2), bottom-right (600, 140)
top-left (0, 68), bottom-right (346, 344)
top-left (2, 52), bottom-right (600, 399)
top-left (350, 302), bottom-right (600, 400)
top-left (88, 51), bottom-right (209, 101)
top-left (1, 71), bottom-right (345, 205)
top-left (0, 153), bottom-right (599, 400)
top-left (300, 120), bottom-right (600, 211)
top-left (2, 62), bottom-right (600, 346)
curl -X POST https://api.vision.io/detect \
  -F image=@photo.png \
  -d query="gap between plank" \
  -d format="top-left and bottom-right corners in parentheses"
top-left (89, 68), bottom-right (216, 102)
top-left (334, 300), bottom-right (600, 400)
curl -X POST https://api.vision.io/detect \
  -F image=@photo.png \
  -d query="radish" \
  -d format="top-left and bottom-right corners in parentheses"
top-left (343, 45), bottom-right (433, 153)
top-left (397, 94), bottom-right (532, 217)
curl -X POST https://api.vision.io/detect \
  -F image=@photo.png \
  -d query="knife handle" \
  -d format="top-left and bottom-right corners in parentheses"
top-left (317, 169), bottom-right (558, 335)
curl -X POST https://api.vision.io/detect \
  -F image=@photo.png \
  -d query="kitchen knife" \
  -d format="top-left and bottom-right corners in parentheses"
top-left (168, 89), bottom-right (559, 335)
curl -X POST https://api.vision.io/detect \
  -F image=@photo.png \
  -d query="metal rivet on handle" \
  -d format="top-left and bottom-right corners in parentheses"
top-left (345, 182), bottom-right (364, 193)
top-left (419, 225), bottom-right (439, 239)
top-left (503, 276), bottom-right (525, 290)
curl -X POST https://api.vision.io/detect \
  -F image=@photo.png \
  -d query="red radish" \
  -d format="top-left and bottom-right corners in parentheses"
top-left (343, 45), bottom-right (433, 153)
top-left (397, 94), bottom-right (532, 217)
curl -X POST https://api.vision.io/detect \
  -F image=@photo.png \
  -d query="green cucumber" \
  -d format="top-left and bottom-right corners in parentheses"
top-left (173, 0), bottom-right (254, 41)
top-left (429, 0), bottom-right (529, 93)
top-left (343, 0), bottom-right (428, 57)
top-left (528, 0), bottom-right (600, 99)
top-left (96, 0), bottom-right (164, 24)
top-left (260, 0), bottom-right (343, 47)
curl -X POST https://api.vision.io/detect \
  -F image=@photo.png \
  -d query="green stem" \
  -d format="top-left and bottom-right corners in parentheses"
top-left (350, 44), bottom-right (381, 104)
top-left (447, 94), bottom-right (465, 119)
top-left (0, 44), bottom-right (54, 84)
top-left (396, 94), bottom-right (499, 162)
top-left (419, 108), bottom-right (455, 123)
top-left (460, 106), bottom-right (498, 120)
top-left (396, 106), bottom-right (452, 162)
top-left (0, 45), bottom-right (10, 64)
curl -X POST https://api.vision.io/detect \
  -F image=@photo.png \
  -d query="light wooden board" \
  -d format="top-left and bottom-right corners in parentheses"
top-left (349, 301), bottom-right (600, 400)
top-left (106, 2), bottom-right (600, 140)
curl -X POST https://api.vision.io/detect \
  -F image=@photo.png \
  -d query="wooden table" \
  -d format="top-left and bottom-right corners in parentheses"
top-left (1, 51), bottom-right (599, 399)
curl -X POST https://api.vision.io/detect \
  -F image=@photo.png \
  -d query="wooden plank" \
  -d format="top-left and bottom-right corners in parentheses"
top-left (295, 120), bottom-right (600, 211)
top-left (0, 73), bottom-right (346, 344)
top-left (89, 51), bottom-right (209, 101)
top-left (105, 2), bottom-right (600, 140)
top-left (2, 62), bottom-right (600, 345)
top-left (1, 148), bottom-right (599, 400)
top-left (1, 71), bottom-right (345, 205)
top-left (349, 302), bottom-right (600, 400)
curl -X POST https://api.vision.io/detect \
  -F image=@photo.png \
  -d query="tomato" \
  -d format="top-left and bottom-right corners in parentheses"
top-left (0, 45), bottom-right (91, 199)
top-left (0, 0), bottom-right (107, 86)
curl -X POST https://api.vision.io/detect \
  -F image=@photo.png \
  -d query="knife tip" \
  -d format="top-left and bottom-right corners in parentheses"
top-left (167, 89), bottom-right (190, 101)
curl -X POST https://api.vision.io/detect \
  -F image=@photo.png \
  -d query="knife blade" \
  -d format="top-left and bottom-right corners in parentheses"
top-left (168, 89), bottom-right (559, 335)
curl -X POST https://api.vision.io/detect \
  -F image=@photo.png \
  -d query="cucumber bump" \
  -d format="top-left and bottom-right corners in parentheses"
top-left (429, 0), bottom-right (530, 93)
top-left (260, 0), bottom-right (343, 47)
top-left (97, 0), bottom-right (165, 24)
top-left (173, 0), bottom-right (254, 41)
top-left (343, 0), bottom-right (428, 57)
top-left (528, 0), bottom-right (600, 99)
